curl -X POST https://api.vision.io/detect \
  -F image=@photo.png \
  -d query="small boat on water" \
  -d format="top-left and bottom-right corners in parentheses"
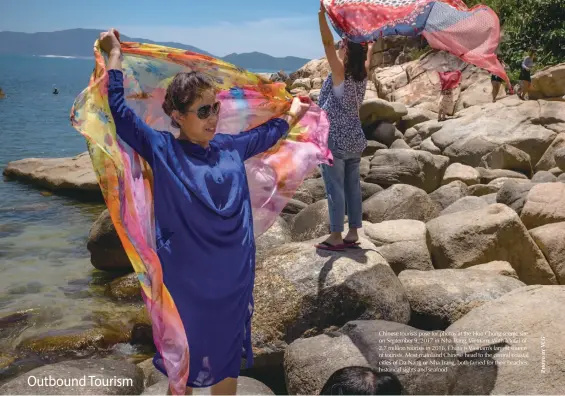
top-left (0, 87), bottom-right (5, 98)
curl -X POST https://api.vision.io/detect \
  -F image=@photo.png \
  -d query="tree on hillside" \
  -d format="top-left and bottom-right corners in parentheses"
top-left (466, 0), bottom-right (565, 76)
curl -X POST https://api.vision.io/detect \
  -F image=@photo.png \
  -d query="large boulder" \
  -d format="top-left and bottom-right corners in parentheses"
top-left (364, 220), bottom-right (433, 274)
top-left (253, 237), bottom-right (410, 369)
top-left (529, 222), bottom-right (565, 284)
top-left (428, 181), bottom-right (469, 210)
top-left (431, 101), bottom-right (558, 166)
top-left (440, 196), bottom-right (488, 216)
top-left (480, 144), bottom-right (532, 176)
top-left (476, 167), bottom-right (529, 184)
top-left (529, 63), bottom-right (565, 100)
top-left (255, 216), bottom-right (292, 266)
top-left (366, 149), bottom-right (449, 192)
top-left (285, 319), bottom-right (459, 395)
top-left (363, 184), bottom-right (440, 223)
top-left (520, 182), bottom-right (565, 229)
top-left (87, 209), bottom-right (131, 272)
top-left (0, 358), bottom-right (144, 395)
top-left (399, 268), bottom-right (525, 330)
top-left (446, 286), bottom-right (565, 394)
top-left (441, 163), bottom-right (481, 186)
top-left (535, 133), bottom-right (565, 171)
top-left (426, 204), bottom-right (557, 285)
top-left (359, 98), bottom-right (408, 125)
top-left (495, 180), bottom-right (537, 215)
top-left (2, 152), bottom-right (100, 199)
top-left (405, 121), bottom-right (443, 147)
top-left (290, 200), bottom-right (331, 242)
top-left (531, 170), bottom-right (557, 183)
top-left (297, 178), bottom-right (326, 202)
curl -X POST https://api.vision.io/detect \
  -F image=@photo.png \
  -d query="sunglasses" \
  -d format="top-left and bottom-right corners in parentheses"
top-left (186, 101), bottom-right (221, 120)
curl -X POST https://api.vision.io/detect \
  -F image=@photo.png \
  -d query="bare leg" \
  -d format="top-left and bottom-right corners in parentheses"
top-left (522, 81), bottom-right (531, 100)
top-left (344, 227), bottom-right (359, 243)
top-left (491, 81), bottom-right (501, 102)
top-left (211, 378), bottom-right (238, 395)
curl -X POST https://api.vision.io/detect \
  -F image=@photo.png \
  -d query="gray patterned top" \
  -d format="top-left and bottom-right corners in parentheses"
top-left (319, 73), bottom-right (367, 154)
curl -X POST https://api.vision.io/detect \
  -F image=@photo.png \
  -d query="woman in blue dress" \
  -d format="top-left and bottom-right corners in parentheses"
top-left (98, 29), bottom-right (311, 395)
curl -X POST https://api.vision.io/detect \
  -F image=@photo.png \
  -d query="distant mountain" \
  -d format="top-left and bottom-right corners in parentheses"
top-left (222, 52), bottom-right (310, 72)
top-left (0, 29), bottom-right (310, 71)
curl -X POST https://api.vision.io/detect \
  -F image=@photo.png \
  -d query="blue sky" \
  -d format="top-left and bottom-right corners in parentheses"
top-left (1, 0), bottom-right (338, 58)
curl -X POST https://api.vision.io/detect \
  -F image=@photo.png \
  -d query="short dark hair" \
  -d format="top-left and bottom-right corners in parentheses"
top-left (320, 366), bottom-right (402, 395)
top-left (162, 71), bottom-right (214, 128)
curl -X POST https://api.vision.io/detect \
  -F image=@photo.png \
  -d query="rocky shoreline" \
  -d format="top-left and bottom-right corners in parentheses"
top-left (2, 43), bottom-right (565, 394)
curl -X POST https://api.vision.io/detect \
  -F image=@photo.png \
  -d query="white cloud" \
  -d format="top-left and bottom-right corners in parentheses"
top-left (101, 16), bottom-right (337, 59)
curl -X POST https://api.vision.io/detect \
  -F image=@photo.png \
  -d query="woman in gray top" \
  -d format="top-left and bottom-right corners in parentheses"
top-left (518, 49), bottom-right (536, 100)
top-left (316, 3), bottom-right (373, 251)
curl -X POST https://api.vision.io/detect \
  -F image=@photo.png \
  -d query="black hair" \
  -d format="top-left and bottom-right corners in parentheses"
top-left (320, 366), bottom-right (402, 395)
top-left (344, 41), bottom-right (368, 82)
top-left (162, 71), bottom-right (214, 128)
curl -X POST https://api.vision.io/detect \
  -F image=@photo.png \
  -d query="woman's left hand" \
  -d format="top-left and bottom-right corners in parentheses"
top-left (289, 96), bottom-right (312, 121)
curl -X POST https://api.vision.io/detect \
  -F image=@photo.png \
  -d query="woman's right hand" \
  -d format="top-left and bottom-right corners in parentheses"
top-left (99, 28), bottom-right (121, 55)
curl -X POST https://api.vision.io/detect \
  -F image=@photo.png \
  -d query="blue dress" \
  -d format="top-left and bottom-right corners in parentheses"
top-left (107, 70), bottom-right (290, 387)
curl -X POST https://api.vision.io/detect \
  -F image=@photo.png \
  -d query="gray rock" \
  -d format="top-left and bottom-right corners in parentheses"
top-left (521, 182), bottom-right (565, 229)
top-left (363, 122), bottom-right (400, 147)
top-left (364, 220), bottom-right (433, 274)
top-left (285, 320), bottom-right (459, 395)
top-left (529, 222), bottom-right (565, 284)
top-left (442, 163), bottom-right (481, 186)
top-left (0, 358), bottom-right (144, 395)
top-left (495, 180), bottom-right (537, 214)
top-left (481, 193), bottom-right (498, 204)
top-left (282, 199), bottom-right (307, 215)
top-left (431, 104), bottom-right (555, 166)
top-left (255, 237), bottom-right (410, 367)
top-left (255, 216), bottom-right (292, 267)
top-left (298, 178), bottom-right (326, 202)
top-left (360, 181), bottom-right (383, 201)
top-left (426, 204), bottom-right (556, 285)
top-left (137, 358), bottom-right (166, 389)
top-left (476, 167), bottom-right (529, 184)
top-left (535, 132), bottom-right (565, 171)
top-left (446, 286), bottom-right (565, 395)
top-left (363, 184), bottom-right (440, 223)
top-left (362, 140), bottom-right (387, 157)
top-left (87, 209), bottom-right (130, 272)
top-left (468, 184), bottom-right (499, 197)
top-left (399, 268), bottom-right (525, 330)
top-left (531, 170), bottom-right (557, 183)
top-left (359, 98), bottom-right (408, 125)
top-left (428, 181), bottom-right (469, 210)
top-left (480, 144), bottom-right (532, 176)
top-left (554, 147), bottom-right (565, 171)
top-left (390, 138), bottom-right (411, 149)
top-left (419, 137), bottom-right (442, 154)
top-left (290, 200), bottom-right (332, 242)
top-left (468, 261), bottom-right (518, 279)
top-left (440, 196), bottom-right (488, 216)
top-left (366, 149), bottom-right (449, 193)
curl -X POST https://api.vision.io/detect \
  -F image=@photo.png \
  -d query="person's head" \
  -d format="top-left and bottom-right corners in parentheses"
top-left (320, 366), bottom-right (402, 395)
top-left (529, 48), bottom-right (537, 59)
top-left (162, 71), bottom-right (220, 146)
top-left (336, 39), bottom-right (368, 82)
